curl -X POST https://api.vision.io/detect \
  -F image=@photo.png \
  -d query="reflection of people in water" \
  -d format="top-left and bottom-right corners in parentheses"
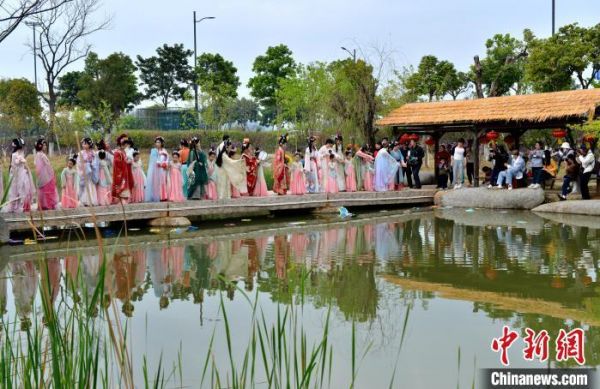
top-left (274, 235), bottom-right (289, 280)
top-left (10, 261), bottom-right (38, 330)
top-left (113, 252), bottom-right (137, 317)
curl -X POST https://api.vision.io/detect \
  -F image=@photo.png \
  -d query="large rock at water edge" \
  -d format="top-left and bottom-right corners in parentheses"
top-left (434, 187), bottom-right (545, 210)
top-left (532, 200), bottom-right (600, 216)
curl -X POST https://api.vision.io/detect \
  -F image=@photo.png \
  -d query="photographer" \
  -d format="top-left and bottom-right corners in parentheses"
top-left (487, 142), bottom-right (508, 189)
top-left (407, 139), bottom-right (424, 189)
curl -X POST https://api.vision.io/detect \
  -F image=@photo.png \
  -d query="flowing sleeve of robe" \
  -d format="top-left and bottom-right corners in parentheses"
top-left (222, 153), bottom-right (248, 194)
top-left (34, 153), bottom-right (55, 188)
top-left (374, 149), bottom-right (399, 191)
top-left (272, 147), bottom-right (287, 188)
top-left (352, 155), bottom-right (363, 191)
top-left (145, 148), bottom-right (158, 202)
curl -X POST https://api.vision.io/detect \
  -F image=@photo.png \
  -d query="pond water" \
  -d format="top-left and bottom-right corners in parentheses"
top-left (2, 208), bottom-right (599, 388)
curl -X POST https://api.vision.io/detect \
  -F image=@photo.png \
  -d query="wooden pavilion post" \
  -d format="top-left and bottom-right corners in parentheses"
top-left (433, 131), bottom-right (440, 184)
top-left (472, 128), bottom-right (480, 187)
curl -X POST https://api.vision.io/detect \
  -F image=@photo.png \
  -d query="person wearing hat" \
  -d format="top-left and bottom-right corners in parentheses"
top-left (3, 138), bottom-right (34, 212)
top-left (577, 145), bottom-right (596, 200)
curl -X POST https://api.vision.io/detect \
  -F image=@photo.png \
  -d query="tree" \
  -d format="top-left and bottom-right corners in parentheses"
top-left (77, 52), bottom-right (140, 136)
top-left (32, 0), bottom-right (110, 149)
top-left (0, 0), bottom-right (70, 43)
top-left (136, 43), bottom-right (194, 108)
top-left (440, 67), bottom-right (470, 100)
top-left (406, 55), bottom-right (443, 102)
top-left (276, 62), bottom-right (333, 132)
top-left (248, 44), bottom-right (296, 123)
top-left (226, 97), bottom-right (259, 129)
top-left (328, 59), bottom-right (379, 145)
top-left (525, 23), bottom-right (600, 92)
top-left (471, 33), bottom-right (528, 98)
top-left (378, 66), bottom-right (419, 115)
top-left (0, 78), bottom-right (43, 135)
top-left (195, 52), bottom-right (240, 129)
top-left (57, 70), bottom-right (83, 107)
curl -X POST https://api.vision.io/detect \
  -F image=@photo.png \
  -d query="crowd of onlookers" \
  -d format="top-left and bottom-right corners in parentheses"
top-left (435, 138), bottom-right (598, 200)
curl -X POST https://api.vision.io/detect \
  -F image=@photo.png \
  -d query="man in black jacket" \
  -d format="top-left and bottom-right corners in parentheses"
top-left (407, 139), bottom-right (424, 189)
top-left (488, 143), bottom-right (507, 188)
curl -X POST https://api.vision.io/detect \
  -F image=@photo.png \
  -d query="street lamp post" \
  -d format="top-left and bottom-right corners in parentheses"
top-left (341, 46), bottom-right (356, 62)
top-left (193, 12), bottom-right (215, 113)
top-left (552, 0), bottom-right (555, 35)
top-left (24, 21), bottom-right (39, 89)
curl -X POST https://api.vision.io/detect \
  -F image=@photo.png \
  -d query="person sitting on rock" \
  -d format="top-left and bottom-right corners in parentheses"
top-left (493, 148), bottom-right (525, 190)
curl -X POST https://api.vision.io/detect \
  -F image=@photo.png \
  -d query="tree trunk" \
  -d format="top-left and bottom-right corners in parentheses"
top-left (473, 56), bottom-right (484, 99)
top-left (47, 82), bottom-right (57, 156)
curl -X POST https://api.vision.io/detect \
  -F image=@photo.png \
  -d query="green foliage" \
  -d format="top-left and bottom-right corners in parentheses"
top-left (525, 23), bottom-right (600, 92)
top-left (471, 33), bottom-right (528, 97)
top-left (54, 107), bottom-right (92, 141)
top-left (378, 67), bottom-right (419, 115)
top-left (0, 78), bottom-right (43, 135)
top-left (196, 52), bottom-right (241, 129)
top-left (227, 97), bottom-right (259, 127)
top-left (248, 44), bottom-right (297, 123)
top-left (136, 43), bottom-right (194, 108)
top-left (117, 114), bottom-right (145, 130)
top-left (404, 56), bottom-right (468, 102)
top-left (78, 52), bottom-right (141, 134)
top-left (57, 71), bottom-right (84, 107)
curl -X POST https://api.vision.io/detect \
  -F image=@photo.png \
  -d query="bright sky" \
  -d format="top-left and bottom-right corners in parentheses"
top-left (1, 0), bottom-right (599, 101)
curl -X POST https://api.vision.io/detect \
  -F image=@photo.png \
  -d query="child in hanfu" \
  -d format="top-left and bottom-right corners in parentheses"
top-left (60, 155), bottom-right (80, 209)
top-left (344, 151), bottom-right (357, 192)
top-left (205, 150), bottom-right (218, 200)
top-left (130, 150), bottom-right (146, 203)
top-left (325, 152), bottom-right (339, 194)
top-left (96, 150), bottom-right (113, 206)
top-left (290, 152), bottom-right (306, 195)
top-left (167, 151), bottom-right (185, 202)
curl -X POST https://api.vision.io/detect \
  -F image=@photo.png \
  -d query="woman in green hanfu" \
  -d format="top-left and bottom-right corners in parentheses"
top-left (186, 137), bottom-right (209, 200)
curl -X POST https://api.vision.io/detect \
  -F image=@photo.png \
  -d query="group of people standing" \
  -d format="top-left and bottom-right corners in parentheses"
top-left (1, 133), bottom-right (430, 213)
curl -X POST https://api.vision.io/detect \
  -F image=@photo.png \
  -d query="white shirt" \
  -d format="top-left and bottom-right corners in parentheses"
top-left (578, 151), bottom-right (596, 174)
top-left (453, 146), bottom-right (465, 161)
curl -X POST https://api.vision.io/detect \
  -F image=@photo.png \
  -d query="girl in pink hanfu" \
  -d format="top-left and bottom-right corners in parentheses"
top-left (167, 151), bottom-right (185, 202)
top-left (253, 148), bottom-right (269, 197)
top-left (325, 152), bottom-right (339, 194)
top-left (96, 151), bottom-right (113, 206)
top-left (34, 138), bottom-right (59, 210)
top-left (60, 155), bottom-right (80, 209)
top-left (290, 153), bottom-right (306, 195)
top-left (3, 138), bottom-right (34, 213)
top-left (205, 150), bottom-right (218, 200)
top-left (130, 150), bottom-right (146, 203)
top-left (344, 151), bottom-right (357, 192)
top-left (356, 146), bottom-right (375, 191)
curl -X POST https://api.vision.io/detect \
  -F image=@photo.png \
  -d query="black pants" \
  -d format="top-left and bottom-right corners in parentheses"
top-left (437, 174), bottom-right (448, 189)
top-left (580, 171), bottom-right (592, 200)
top-left (466, 162), bottom-right (474, 185)
top-left (404, 167), bottom-right (413, 188)
top-left (411, 163), bottom-right (422, 188)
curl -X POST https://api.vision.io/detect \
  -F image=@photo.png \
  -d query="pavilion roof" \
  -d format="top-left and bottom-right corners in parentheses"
top-left (377, 89), bottom-right (600, 130)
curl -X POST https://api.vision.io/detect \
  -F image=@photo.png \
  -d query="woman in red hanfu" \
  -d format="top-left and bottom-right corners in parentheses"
top-left (272, 134), bottom-right (290, 195)
top-left (241, 138), bottom-right (258, 196)
top-left (112, 134), bottom-right (134, 204)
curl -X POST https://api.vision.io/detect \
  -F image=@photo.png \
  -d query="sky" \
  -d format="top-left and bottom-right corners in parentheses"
top-left (1, 0), bottom-right (599, 103)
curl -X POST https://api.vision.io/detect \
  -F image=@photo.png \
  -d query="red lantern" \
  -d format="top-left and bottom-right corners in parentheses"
top-left (486, 130), bottom-right (499, 141)
top-left (399, 134), bottom-right (410, 143)
top-left (552, 129), bottom-right (567, 139)
top-left (425, 136), bottom-right (435, 146)
top-left (408, 133), bottom-right (420, 141)
top-left (504, 134), bottom-right (514, 145)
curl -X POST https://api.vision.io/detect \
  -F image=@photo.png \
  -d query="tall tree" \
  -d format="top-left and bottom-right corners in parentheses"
top-left (195, 52), bottom-right (240, 129)
top-left (471, 33), bottom-right (528, 98)
top-left (525, 23), bottom-right (600, 92)
top-left (328, 59), bottom-right (379, 145)
top-left (0, 78), bottom-right (43, 134)
top-left (406, 55), bottom-right (443, 102)
top-left (0, 0), bottom-right (70, 43)
top-left (248, 44), bottom-right (296, 123)
top-left (57, 70), bottom-right (83, 107)
top-left (32, 0), bottom-right (110, 150)
top-left (136, 43), bottom-right (194, 108)
top-left (378, 66), bottom-right (419, 115)
top-left (226, 97), bottom-right (259, 128)
top-left (77, 52), bottom-right (140, 136)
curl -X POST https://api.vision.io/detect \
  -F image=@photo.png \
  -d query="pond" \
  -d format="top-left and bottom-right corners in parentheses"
top-left (1, 208), bottom-right (599, 388)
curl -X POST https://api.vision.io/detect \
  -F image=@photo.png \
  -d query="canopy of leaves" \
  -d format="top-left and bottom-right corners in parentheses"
top-left (405, 55), bottom-right (468, 101)
top-left (78, 52), bottom-right (140, 133)
top-left (378, 66), bottom-right (419, 115)
top-left (0, 78), bottom-right (43, 134)
top-left (247, 44), bottom-right (296, 123)
top-left (525, 23), bottom-right (600, 92)
top-left (57, 71), bottom-right (84, 107)
top-left (136, 43), bottom-right (194, 108)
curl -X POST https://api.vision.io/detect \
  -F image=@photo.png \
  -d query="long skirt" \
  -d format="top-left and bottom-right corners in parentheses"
top-left (38, 178), bottom-right (59, 210)
top-left (61, 178), bottom-right (78, 209)
top-left (206, 181), bottom-right (217, 200)
top-left (290, 170), bottom-right (306, 195)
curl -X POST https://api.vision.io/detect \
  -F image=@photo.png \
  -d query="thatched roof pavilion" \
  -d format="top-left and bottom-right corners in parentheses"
top-left (376, 89), bottom-right (600, 186)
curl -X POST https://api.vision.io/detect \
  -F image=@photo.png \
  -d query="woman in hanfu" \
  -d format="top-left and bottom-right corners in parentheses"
top-left (111, 134), bottom-right (134, 204)
top-left (303, 136), bottom-right (320, 193)
top-left (34, 138), bottom-right (59, 210)
top-left (374, 144), bottom-right (400, 192)
top-left (3, 138), bottom-right (34, 212)
top-left (355, 146), bottom-right (375, 191)
top-left (253, 148), bottom-right (269, 197)
top-left (145, 136), bottom-right (169, 202)
top-left (333, 135), bottom-right (346, 191)
top-left (215, 135), bottom-right (247, 199)
top-left (186, 137), bottom-right (208, 200)
top-left (77, 138), bottom-right (99, 206)
top-left (272, 134), bottom-right (290, 195)
top-left (241, 139), bottom-right (258, 195)
top-left (179, 139), bottom-right (191, 196)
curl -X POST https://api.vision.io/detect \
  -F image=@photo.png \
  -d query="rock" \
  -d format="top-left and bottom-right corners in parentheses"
top-left (434, 207), bottom-right (546, 233)
top-left (148, 217), bottom-right (191, 228)
top-left (532, 200), bottom-right (600, 216)
top-left (535, 212), bottom-right (600, 229)
top-left (0, 216), bottom-right (8, 244)
top-left (434, 187), bottom-right (545, 210)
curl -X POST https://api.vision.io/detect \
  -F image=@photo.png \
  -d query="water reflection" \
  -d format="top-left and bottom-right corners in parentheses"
top-left (2, 210), bottom-right (600, 365)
